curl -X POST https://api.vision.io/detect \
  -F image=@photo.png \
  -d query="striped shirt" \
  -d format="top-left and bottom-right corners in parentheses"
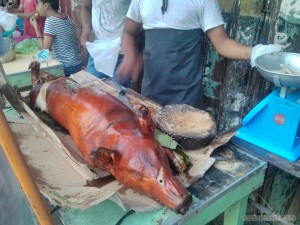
top-left (44, 15), bottom-right (82, 67)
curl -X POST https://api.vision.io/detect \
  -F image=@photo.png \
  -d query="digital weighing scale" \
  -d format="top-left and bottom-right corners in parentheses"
top-left (236, 52), bottom-right (300, 162)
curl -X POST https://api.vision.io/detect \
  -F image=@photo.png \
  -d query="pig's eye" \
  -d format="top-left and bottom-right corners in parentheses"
top-left (157, 168), bottom-right (165, 187)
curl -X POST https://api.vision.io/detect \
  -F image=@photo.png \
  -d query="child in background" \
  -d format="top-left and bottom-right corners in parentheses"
top-left (30, 0), bottom-right (82, 77)
top-left (7, 0), bottom-right (45, 38)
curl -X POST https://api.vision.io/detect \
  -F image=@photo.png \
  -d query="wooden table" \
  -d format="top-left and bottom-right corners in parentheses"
top-left (231, 136), bottom-right (300, 179)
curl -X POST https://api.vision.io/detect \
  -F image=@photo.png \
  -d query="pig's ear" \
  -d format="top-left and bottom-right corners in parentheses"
top-left (28, 60), bottom-right (39, 70)
top-left (29, 60), bottom-right (40, 85)
top-left (137, 105), bottom-right (156, 134)
top-left (90, 147), bottom-right (116, 170)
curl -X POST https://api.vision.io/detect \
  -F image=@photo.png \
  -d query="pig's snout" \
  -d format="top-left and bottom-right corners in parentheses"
top-left (156, 167), bottom-right (192, 214)
top-left (175, 195), bottom-right (192, 215)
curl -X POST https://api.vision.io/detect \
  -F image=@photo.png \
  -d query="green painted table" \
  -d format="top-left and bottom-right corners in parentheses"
top-left (53, 143), bottom-right (267, 225)
top-left (2, 53), bottom-right (64, 89)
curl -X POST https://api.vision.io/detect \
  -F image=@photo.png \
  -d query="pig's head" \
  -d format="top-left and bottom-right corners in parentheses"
top-left (29, 60), bottom-right (59, 86)
top-left (90, 106), bottom-right (192, 214)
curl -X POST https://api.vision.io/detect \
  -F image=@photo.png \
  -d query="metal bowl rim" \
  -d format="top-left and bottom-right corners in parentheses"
top-left (255, 52), bottom-right (300, 77)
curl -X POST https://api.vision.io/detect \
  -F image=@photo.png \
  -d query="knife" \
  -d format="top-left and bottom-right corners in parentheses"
top-left (101, 78), bottom-right (134, 111)
top-left (114, 82), bottom-right (134, 111)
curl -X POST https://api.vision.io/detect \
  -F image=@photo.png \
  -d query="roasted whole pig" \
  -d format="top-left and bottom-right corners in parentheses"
top-left (28, 61), bottom-right (192, 214)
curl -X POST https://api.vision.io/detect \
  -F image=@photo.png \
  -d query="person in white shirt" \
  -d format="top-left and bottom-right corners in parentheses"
top-left (117, 0), bottom-right (282, 108)
top-left (80, 0), bottom-right (131, 87)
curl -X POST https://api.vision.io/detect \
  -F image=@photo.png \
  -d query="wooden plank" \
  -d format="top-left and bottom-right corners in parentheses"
top-left (287, 182), bottom-right (300, 225)
top-left (189, 144), bottom-right (261, 198)
top-left (267, 170), bottom-right (299, 216)
top-left (261, 165), bottom-right (278, 208)
top-left (231, 137), bottom-right (300, 178)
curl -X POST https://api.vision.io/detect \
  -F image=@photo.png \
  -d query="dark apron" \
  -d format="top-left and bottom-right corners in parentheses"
top-left (142, 29), bottom-right (204, 108)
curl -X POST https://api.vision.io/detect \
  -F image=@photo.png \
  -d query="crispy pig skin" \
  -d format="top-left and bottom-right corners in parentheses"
top-left (28, 61), bottom-right (192, 214)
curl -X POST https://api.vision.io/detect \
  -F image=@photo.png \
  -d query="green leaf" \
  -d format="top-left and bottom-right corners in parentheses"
top-left (155, 129), bottom-right (190, 165)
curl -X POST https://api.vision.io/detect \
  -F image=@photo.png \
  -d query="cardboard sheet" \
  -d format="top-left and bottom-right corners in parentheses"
top-left (9, 70), bottom-right (234, 212)
top-left (10, 112), bottom-right (119, 209)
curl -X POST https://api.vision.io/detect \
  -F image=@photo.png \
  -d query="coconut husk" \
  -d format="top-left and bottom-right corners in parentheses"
top-left (155, 104), bottom-right (217, 150)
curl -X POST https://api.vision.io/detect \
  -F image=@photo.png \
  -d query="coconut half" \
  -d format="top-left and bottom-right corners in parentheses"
top-left (155, 104), bottom-right (217, 150)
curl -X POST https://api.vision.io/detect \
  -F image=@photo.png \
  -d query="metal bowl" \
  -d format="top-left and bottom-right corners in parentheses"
top-left (255, 52), bottom-right (300, 87)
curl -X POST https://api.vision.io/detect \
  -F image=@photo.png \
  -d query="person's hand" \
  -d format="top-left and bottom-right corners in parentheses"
top-left (30, 15), bottom-right (38, 30)
top-left (6, 2), bottom-right (14, 12)
top-left (116, 51), bottom-right (143, 83)
top-left (251, 44), bottom-right (283, 67)
top-left (80, 28), bottom-right (94, 47)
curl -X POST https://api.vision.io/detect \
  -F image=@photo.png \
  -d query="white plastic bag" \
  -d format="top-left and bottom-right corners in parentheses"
top-left (86, 37), bottom-right (121, 77)
top-left (0, 9), bottom-right (17, 31)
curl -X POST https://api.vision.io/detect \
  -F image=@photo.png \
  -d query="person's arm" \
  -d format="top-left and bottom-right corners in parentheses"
top-left (207, 25), bottom-right (252, 60)
top-left (80, 0), bottom-right (94, 47)
top-left (116, 18), bottom-right (143, 82)
top-left (207, 25), bottom-right (283, 66)
top-left (6, 3), bottom-right (24, 14)
top-left (7, 3), bottom-right (36, 19)
top-left (14, 12), bottom-right (35, 20)
top-left (30, 16), bottom-right (52, 50)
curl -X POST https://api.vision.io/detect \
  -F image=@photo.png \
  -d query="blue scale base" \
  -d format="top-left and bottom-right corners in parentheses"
top-left (236, 89), bottom-right (300, 162)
